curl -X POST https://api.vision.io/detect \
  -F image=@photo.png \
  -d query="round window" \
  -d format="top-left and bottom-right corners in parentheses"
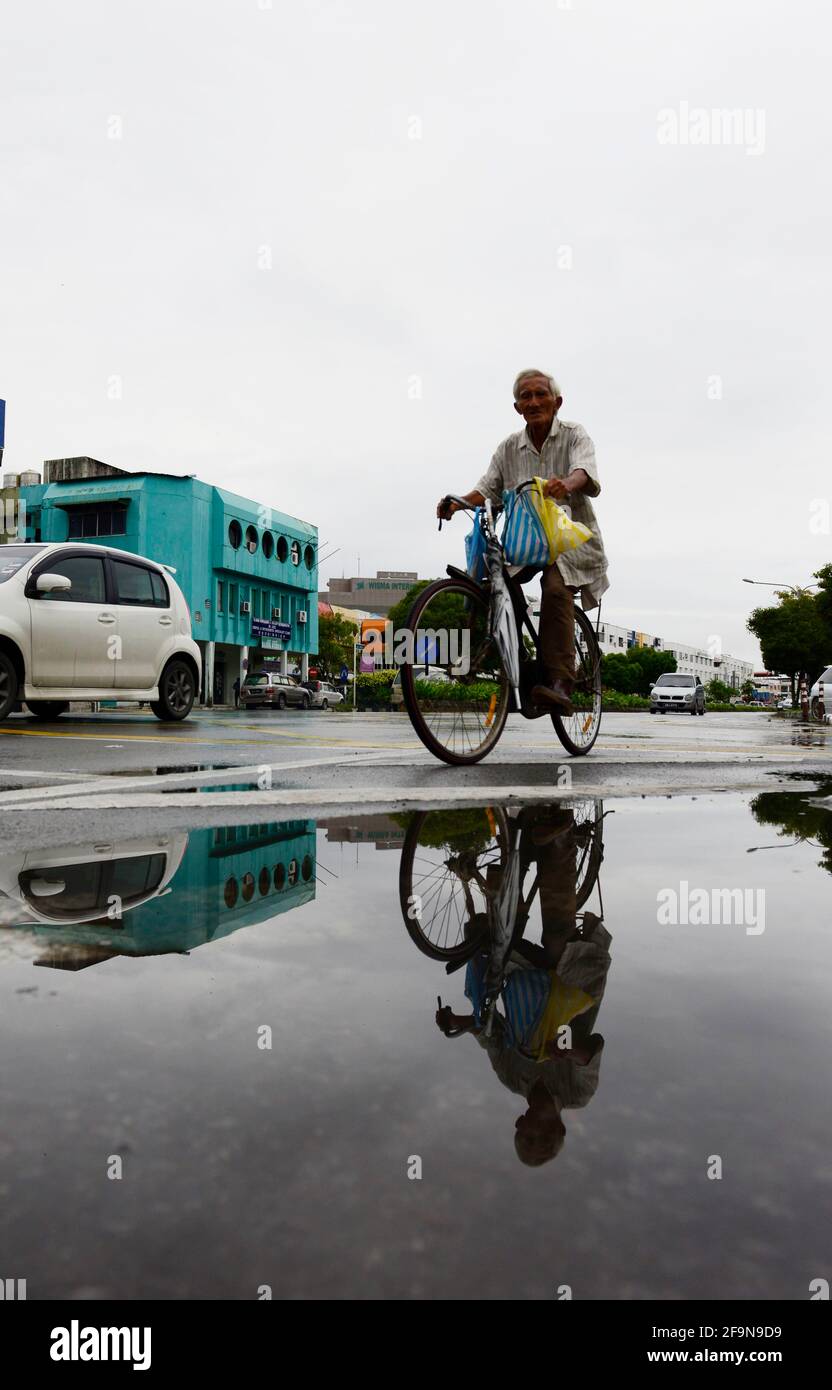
top-left (224, 877), bottom-right (238, 908)
top-left (304, 544), bottom-right (315, 570)
top-left (290, 540), bottom-right (300, 566)
top-left (262, 530), bottom-right (274, 559)
top-left (245, 525), bottom-right (258, 554)
top-left (274, 862), bottom-right (286, 891)
top-left (228, 520), bottom-right (242, 549)
top-left (301, 854), bottom-right (313, 882)
top-left (276, 536), bottom-right (288, 563)
top-left (241, 872), bottom-right (255, 902)
top-left (258, 866), bottom-right (271, 896)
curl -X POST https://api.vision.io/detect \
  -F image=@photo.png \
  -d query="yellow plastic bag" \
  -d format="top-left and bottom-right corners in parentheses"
top-left (529, 476), bottom-right (593, 564)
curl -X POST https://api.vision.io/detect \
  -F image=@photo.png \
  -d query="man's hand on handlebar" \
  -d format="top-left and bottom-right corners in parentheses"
top-left (436, 496), bottom-right (459, 520)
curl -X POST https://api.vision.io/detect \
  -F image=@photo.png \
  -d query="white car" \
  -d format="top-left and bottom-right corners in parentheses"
top-left (649, 672), bottom-right (706, 714)
top-left (0, 542), bottom-right (202, 722)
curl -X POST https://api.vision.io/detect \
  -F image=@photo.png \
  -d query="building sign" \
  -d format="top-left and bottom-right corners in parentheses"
top-left (252, 617), bottom-right (291, 645)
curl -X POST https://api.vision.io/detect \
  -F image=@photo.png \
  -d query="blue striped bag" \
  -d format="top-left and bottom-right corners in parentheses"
top-left (501, 486), bottom-right (550, 566)
top-left (464, 508), bottom-right (488, 581)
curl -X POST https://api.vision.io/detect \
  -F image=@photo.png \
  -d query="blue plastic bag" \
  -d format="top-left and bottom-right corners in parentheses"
top-left (501, 487), bottom-right (550, 566)
top-left (465, 508), bottom-right (488, 582)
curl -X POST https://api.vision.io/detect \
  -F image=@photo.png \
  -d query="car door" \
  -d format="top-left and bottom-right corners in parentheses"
top-left (27, 552), bottom-right (115, 688)
top-left (110, 557), bottom-right (171, 689)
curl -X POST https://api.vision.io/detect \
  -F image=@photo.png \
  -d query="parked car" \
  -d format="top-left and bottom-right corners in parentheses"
top-left (390, 666), bottom-right (452, 708)
top-left (241, 670), bottom-right (310, 710)
top-left (0, 542), bottom-right (201, 722)
top-left (809, 666), bottom-right (832, 721)
top-left (776, 695), bottom-right (793, 710)
top-left (649, 672), bottom-right (706, 714)
top-left (302, 679), bottom-right (345, 710)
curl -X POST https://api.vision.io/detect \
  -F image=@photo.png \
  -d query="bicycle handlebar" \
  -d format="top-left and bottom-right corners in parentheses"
top-left (437, 495), bottom-right (475, 530)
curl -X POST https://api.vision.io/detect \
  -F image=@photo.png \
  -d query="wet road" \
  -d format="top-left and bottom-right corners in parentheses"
top-left (1, 792), bottom-right (830, 1299)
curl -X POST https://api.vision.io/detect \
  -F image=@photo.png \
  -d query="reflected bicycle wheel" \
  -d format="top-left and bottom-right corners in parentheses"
top-left (399, 806), bottom-right (510, 960)
top-left (401, 578), bottom-right (511, 765)
top-left (552, 609), bottom-right (603, 756)
top-left (573, 799), bottom-right (605, 908)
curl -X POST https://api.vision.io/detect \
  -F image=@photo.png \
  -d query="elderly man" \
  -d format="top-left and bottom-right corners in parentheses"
top-left (437, 369), bottom-right (609, 714)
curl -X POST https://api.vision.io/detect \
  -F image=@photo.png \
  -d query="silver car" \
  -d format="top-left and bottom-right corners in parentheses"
top-left (241, 670), bottom-right (309, 710)
top-left (649, 672), bottom-right (706, 714)
top-left (303, 680), bottom-right (345, 710)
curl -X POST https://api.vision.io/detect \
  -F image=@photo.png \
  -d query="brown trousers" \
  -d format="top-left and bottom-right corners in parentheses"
top-left (539, 563), bottom-right (575, 684)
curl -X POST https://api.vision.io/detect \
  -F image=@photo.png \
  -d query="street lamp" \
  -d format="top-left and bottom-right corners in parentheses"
top-left (742, 577), bottom-right (819, 596)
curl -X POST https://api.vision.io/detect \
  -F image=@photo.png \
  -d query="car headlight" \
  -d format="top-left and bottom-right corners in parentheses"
top-left (684, 692), bottom-right (693, 700)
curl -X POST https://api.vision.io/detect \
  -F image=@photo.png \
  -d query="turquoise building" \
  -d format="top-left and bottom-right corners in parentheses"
top-left (4, 457), bottom-right (318, 704)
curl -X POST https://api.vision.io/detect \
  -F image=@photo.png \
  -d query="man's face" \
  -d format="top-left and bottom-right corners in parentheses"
top-left (513, 376), bottom-right (561, 429)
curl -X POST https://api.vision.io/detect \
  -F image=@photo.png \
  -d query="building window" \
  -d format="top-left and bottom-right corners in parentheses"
top-left (217, 580), bottom-right (224, 613)
top-left (229, 583), bottom-right (238, 616)
top-left (304, 543), bottom-right (315, 569)
top-left (245, 525), bottom-right (258, 554)
top-left (276, 535), bottom-right (288, 563)
top-left (66, 504), bottom-right (127, 538)
top-left (228, 519), bottom-right (242, 549)
top-left (262, 530), bottom-right (274, 559)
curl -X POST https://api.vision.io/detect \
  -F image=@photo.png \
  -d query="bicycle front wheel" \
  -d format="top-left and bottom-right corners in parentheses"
top-left (551, 608), bottom-right (603, 756)
top-left (401, 577), bottom-right (511, 765)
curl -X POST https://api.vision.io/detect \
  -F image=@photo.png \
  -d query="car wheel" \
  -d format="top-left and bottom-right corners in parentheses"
top-left (276, 693), bottom-right (286, 710)
top-left (320, 698), bottom-right (328, 710)
top-left (150, 658), bottom-right (196, 721)
top-left (0, 652), bottom-right (19, 722)
top-left (301, 694), bottom-right (310, 710)
top-left (26, 701), bottom-right (69, 721)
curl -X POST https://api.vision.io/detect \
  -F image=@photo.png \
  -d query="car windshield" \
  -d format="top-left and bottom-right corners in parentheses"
top-left (655, 675), bottom-right (695, 687)
top-left (0, 546), bottom-right (45, 583)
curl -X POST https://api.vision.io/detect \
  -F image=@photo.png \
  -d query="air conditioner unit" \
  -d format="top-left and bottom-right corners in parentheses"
top-left (297, 610), bottom-right (307, 623)
top-left (240, 600), bottom-right (251, 614)
top-left (271, 607), bottom-right (281, 620)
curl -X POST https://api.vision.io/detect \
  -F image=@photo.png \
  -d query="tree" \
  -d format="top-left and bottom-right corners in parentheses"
top-left (314, 611), bottom-right (358, 679)
top-left (747, 592), bottom-right (826, 700)
top-left (706, 678), bottom-right (734, 703)
top-left (387, 581), bottom-right (436, 632)
top-left (602, 645), bottom-right (676, 696)
top-left (740, 678), bottom-right (755, 701)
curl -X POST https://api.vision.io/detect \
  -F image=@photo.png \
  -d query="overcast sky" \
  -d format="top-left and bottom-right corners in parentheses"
top-left (3, 0), bottom-right (831, 664)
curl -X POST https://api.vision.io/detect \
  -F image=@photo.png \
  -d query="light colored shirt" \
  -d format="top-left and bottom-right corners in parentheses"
top-left (475, 415), bottom-right (610, 611)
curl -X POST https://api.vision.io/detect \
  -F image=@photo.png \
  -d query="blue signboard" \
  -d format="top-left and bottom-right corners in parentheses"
top-left (251, 617), bottom-right (291, 643)
top-left (339, 665), bottom-right (349, 682)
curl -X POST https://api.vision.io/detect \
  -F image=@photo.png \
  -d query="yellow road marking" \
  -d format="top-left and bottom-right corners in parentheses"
top-left (0, 726), bottom-right (420, 751)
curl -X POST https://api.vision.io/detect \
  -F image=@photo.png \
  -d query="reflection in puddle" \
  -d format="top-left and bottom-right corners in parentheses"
top-left (0, 822), bottom-right (316, 969)
top-left (1, 791), bottom-right (831, 1299)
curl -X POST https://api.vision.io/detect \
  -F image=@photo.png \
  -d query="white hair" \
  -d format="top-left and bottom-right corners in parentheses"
top-left (513, 369), bottom-right (562, 401)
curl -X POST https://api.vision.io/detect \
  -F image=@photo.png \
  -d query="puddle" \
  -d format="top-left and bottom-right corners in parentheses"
top-left (0, 792), bottom-right (830, 1300)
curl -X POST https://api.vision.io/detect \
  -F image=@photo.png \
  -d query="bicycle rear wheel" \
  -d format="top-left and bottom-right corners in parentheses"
top-left (401, 577), bottom-right (510, 765)
top-left (399, 806), bottom-right (510, 960)
top-left (551, 609), bottom-right (603, 756)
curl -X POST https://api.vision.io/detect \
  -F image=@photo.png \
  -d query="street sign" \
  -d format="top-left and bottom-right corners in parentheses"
top-left (339, 665), bottom-right (349, 682)
top-left (251, 617), bottom-right (291, 643)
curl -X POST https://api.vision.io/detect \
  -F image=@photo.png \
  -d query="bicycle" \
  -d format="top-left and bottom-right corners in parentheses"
top-left (400, 490), bottom-right (603, 764)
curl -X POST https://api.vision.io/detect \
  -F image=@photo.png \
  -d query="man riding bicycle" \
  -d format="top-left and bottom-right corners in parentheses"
top-left (437, 370), bottom-right (609, 715)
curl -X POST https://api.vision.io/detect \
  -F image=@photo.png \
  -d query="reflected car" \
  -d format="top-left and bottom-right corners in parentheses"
top-left (0, 834), bottom-right (189, 928)
top-left (649, 672), bottom-right (706, 714)
top-left (241, 670), bottom-right (309, 710)
top-left (390, 666), bottom-right (452, 708)
top-left (0, 542), bottom-right (201, 722)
